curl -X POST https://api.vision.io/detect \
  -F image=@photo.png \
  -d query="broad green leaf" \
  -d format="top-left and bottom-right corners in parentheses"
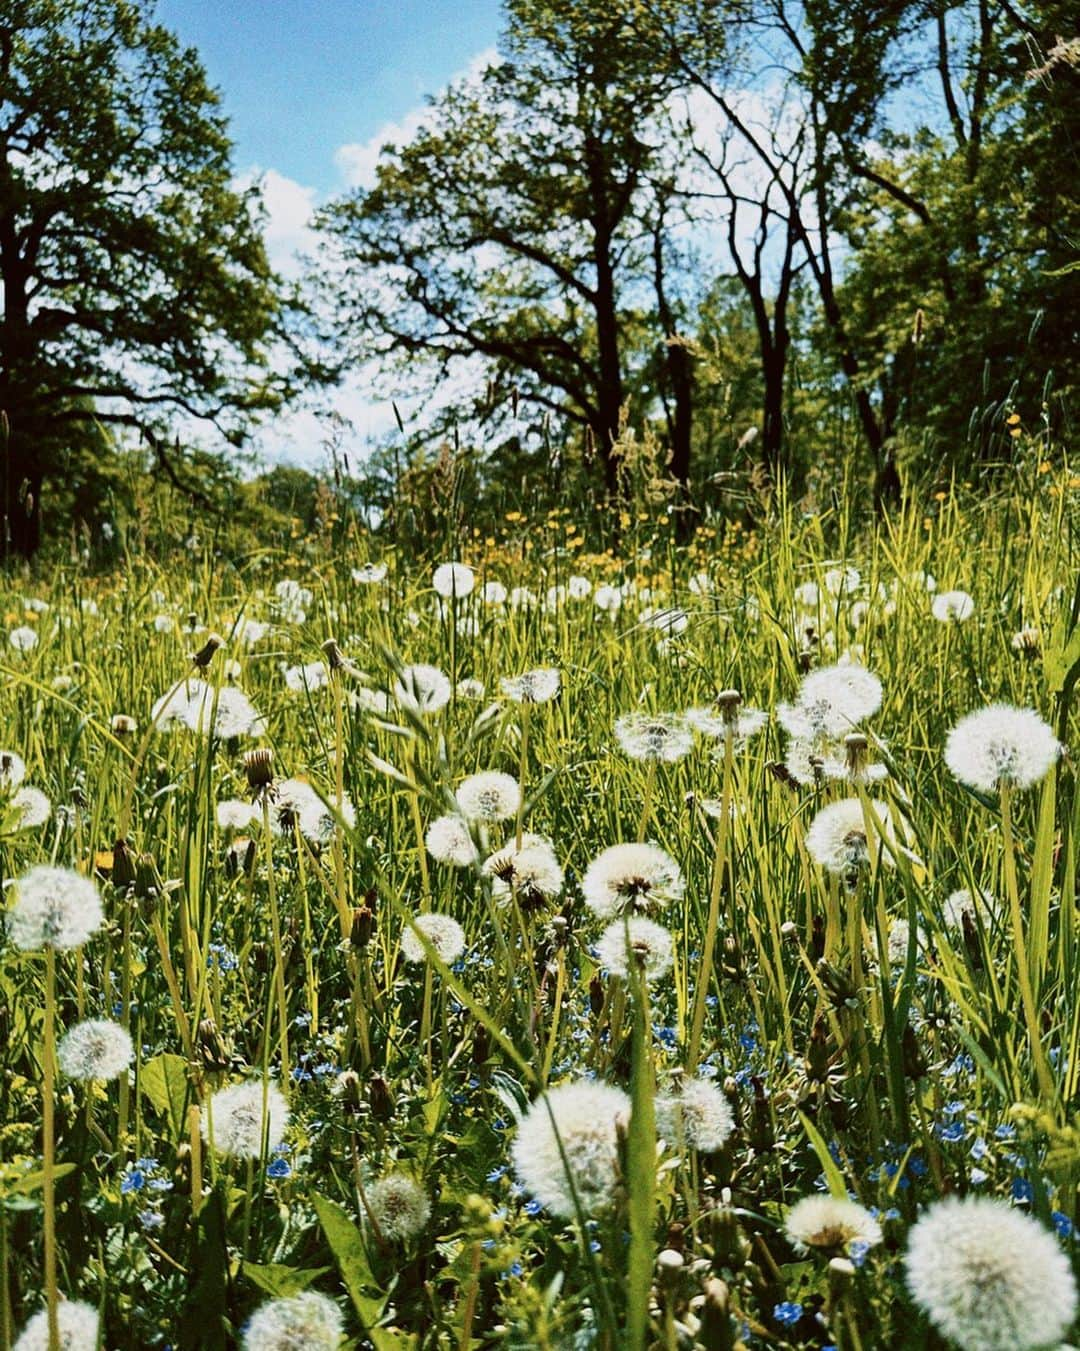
top-left (797, 1110), bottom-right (848, 1201)
top-left (244, 1262), bottom-right (331, 1298)
top-left (312, 1192), bottom-right (385, 1328)
top-left (140, 1053), bottom-right (191, 1141)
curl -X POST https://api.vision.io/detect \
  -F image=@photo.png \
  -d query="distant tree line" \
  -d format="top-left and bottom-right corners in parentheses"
top-left (1, 0), bottom-right (1077, 553)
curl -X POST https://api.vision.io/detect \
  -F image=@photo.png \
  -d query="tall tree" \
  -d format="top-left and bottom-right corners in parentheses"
top-left (317, 0), bottom-right (699, 497)
top-left (0, 0), bottom-right (299, 554)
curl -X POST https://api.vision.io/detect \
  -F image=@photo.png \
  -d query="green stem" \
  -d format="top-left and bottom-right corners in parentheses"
top-left (687, 727), bottom-right (733, 1072)
top-left (43, 948), bottom-right (59, 1351)
top-left (261, 796), bottom-right (290, 1090)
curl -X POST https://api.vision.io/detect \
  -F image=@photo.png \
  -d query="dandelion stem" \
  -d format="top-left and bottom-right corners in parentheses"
top-left (261, 795), bottom-right (290, 1091)
top-left (637, 759), bottom-right (656, 843)
top-left (687, 725), bottom-right (733, 1073)
top-left (515, 705), bottom-right (530, 852)
top-left (43, 947), bottom-right (59, 1351)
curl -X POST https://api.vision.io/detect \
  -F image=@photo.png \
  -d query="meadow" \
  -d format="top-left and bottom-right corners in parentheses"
top-left (1, 469), bottom-right (1079, 1350)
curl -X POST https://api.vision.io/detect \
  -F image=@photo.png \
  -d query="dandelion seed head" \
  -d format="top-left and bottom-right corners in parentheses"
top-left (614, 712), bottom-right (693, 763)
top-left (905, 1196), bottom-right (1077, 1351)
top-left (482, 580), bottom-right (507, 606)
top-left (686, 705), bottom-right (768, 745)
top-left (593, 584), bottom-right (623, 614)
top-left (824, 566), bottom-right (861, 596)
top-left (595, 916), bottom-right (674, 983)
top-left (217, 799), bottom-right (258, 831)
top-left (779, 664), bottom-right (883, 739)
top-left (512, 1079), bottom-right (630, 1219)
top-left (0, 750), bottom-right (27, 789)
top-left (432, 562), bottom-right (475, 598)
top-left (483, 835), bottom-right (564, 909)
top-left (794, 581), bottom-right (820, 609)
top-left (182, 684), bottom-right (264, 739)
top-left (366, 1174), bottom-right (430, 1241)
top-left (274, 779), bottom-right (355, 843)
top-left (656, 1079), bottom-right (734, 1152)
top-left (456, 677), bottom-right (485, 700)
top-left (13, 1299), bottom-right (99, 1350)
top-left (10, 786), bottom-right (51, 829)
top-left (400, 912), bottom-right (466, 965)
top-left (394, 664), bottom-right (452, 714)
top-left (456, 771), bottom-right (521, 823)
top-left (425, 815), bottom-right (478, 867)
top-left (568, 574), bottom-right (592, 599)
top-left (9, 626), bottom-right (38, 652)
top-left (932, 589), bottom-right (975, 623)
top-left (500, 668), bottom-right (560, 704)
top-left (202, 1081), bottom-right (289, 1159)
top-left (6, 866), bottom-right (104, 952)
top-left (942, 888), bottom-right (996, 932)
top-left (944, 704), bottom-right (1061, 793)
top-left (785, 1196), bottom-right (882, 1255)
top-left (805, 799), bottom-right (896, 875)
top-left (241, 1291), bottom-right (344, 1350)
top-left (581, 842), bottom-right (684, 919)
top-left (283, 661), bottom-right (329, 693)
top-left (57, 1018), bottom-right (134, 1081)
top-left (351, 562), bottom-right (387, 584)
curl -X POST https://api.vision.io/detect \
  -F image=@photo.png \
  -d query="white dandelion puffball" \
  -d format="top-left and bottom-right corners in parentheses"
top-left (283, 661), bottom-right (329, 693)
top-left (6, 866), bottom-right (105, 952)
top-left (512, 1079), bottom-right (630, 1219)
top-left (500, 668), bottom-right (561, 704)
top-left (484, 834), bottom-right (564, 909)
top-left (942, 888), bottom-right (996, 933)
top-left (824, 565), bottom-right (861, 596)
top-left (57, 1018), bottom-right (134, 1082)
top-left (905, 1195), bottom-right (1077, 1351)
top-left (216, 798), bottom-right (258, 831)
top-left (482, 580), bottom-right (508, 606)
top-left (932, 589), bottom-right (975, 623)
top-left (779, 664), bottom-right (883, 740)
top-left (9, 625), bottom-right (38, 652)
top-left (394, 663), bottom-right (452, 715)
top-left (352, 561), bottom-right (387, 584)
top-left (13, 1299), bottom-right (100, 1351)
top-left (655, 1079), bottom-right (734, 1153)
top-left (568, 574), bottom-right (592, 600)
top-left (0, 750), bottom-right (27, 789)
top-left (425, 814), bottom-right (479, 867)
top-left (202, 1081), bottom-right (289, 1159)
top-left (582, 842), bottom-right (684, 919)
top-left (794, 581), bottom-right (820, 609)
top-left (596, 917), bottom-right (674, 983)
top-left (366, 1174), bottom-right (431, 1241)
top-left (273, 778), bottom-right (355, 844)
top-left (10, 786), bottom-right (51, 829)
top-left (785, 1195), bottom-right (882, 1255)
top-left (400, 912), bottom-right (467, 966)
top-left (593, 584), bottom-right (623, 614)
top-left (242, 1291), bottom-right (344, 1350)
top-left (685, 705), bottom-right (768, 745)
top-left (183, 685), bottom-right (264, 739)
top-left (234, 617), bottom-right (269, 648)
top-left (151, 677), bottom-right (208, 729)
top-left (455, 770), bottom-right (521, 823)
top-left (456, 677), bottom-right (485, 700)
top-left (614, 712), bottom-right (694, 763)
top-left (805, 799), bottom-right (896, 875)
top-left (432, 561), bottom-right (475, 598)
top-left (944, 704), bottom-right (1061, 794)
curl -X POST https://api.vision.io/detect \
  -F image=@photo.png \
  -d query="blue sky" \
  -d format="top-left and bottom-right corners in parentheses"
top-left (157, 0), bottom-right (503, 191)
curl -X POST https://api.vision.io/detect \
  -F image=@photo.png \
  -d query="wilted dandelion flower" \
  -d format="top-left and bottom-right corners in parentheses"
top-left (500, 668), bottom-right (560, 704)
top-left (582, 842), bottom-right (684, 919)
top-left (0, 750), bottom-right (27, 789)
top-left (6, 866), bottom-right (104, 951)
top-left (1010, 626), bottom-right (1041, 656)
top-left (596, 916), bottom-right (674, 983)
top-left (9, 786), bottom-right (51, 829)
top-left (203, 1081), bottom-right (289, 1159)
top-left (942, 887), bottom-right (996, 932)
top-left (9, 625), bottom-right (38, 652)
top-left (785, 1196), bottom-right (882, 1255)
top-left (432, 561), bottom-right (475, 598)
top-left (57, 1018), bottom-right (134, 1081)
top-left (393, 664), bottom-right (452, 715)
top-left (944, 704), bottom-right (1061, 793)
top-left (805, 799), bottom-right (896, 875)
top-left (905, 1195), bottom-right (1077, 1351)
top-left (512, 1079), bottom-right (630, 1219)
top-left (456, 771), bottom-right (521, 823)
top-left (655, 1079), bottom-right (734, 1153)
top-left (483, 834), bottom-right (564, 910)
top-left (241, 1291), bottom-right (344, 1350)
top-left (400, 912), bottom-right (466, 965)
top-left (425, 814), bottom-right (478, 866)
top-left (13, 1299), bottom-right (99, 1350)
top-left (366, 1174), bottom-right (430, 1241)
top-left (932, 589), bottom-right (975, 623)
top-left (614, 712), bottom-right (693, 763)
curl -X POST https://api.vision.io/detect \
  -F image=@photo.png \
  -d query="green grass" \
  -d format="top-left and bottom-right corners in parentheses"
top-left (0, 468), bottom-right (1078, 1349)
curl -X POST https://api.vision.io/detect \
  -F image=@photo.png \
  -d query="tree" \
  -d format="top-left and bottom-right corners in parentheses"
top-left (317, 0), bottom-right (700, 497)
top-left (0, 0), bottom-right (300, 554)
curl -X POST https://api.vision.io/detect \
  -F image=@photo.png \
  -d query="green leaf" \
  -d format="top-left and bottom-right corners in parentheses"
top-left (797, 1110), bottom-right (848, 1201)
top-left (140, 1053), bottom-right (191, 1141)
top-left (244, 1263), bottom-right (331, 1298)
top-left (4, 1164), bottom-right (77, 1197)
top-left (312, 1192), bottom-right (385, 1329)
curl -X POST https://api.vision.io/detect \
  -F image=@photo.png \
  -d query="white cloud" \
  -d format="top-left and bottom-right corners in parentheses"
top-left (334, 47), bottom-right (500, 191)
top-left (234, 166), bottom-right (319, 280)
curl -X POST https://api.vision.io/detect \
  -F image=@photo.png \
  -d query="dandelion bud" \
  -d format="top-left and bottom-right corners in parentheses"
top-left (472, 1022), bottom-right (491, 1068)
top-left (244, 747), bottom-right (274, 791)
top-left (709, 1205), bottom-right (748, 1268)
top-left (349, 905), bottom-right (374, 951)
top-left (337, 1069), bottom-right (363, 1115)
top-left (721, 935), bottom-right (744, 981)
top-left (135, 853), bottom-right (162, 914)
top-left (112, 837), bottom-right (137, 889)
top-left (369, 1074), bottom-right (394, 1122)
top-left (589, 971), bottom-right (606, 1017)
top-left (817, 959), bottom-right (858, 1005)
top-left (190, 632), bottom-right (224, 668)
top-left (913, 307), bottom-right (925, 344)
top-left (810, 914), bottom-right (826, 960)
top-left (198, 1018), bottom-right (232, 1074)
top-left (321, 638), bottom-right (345, 670)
